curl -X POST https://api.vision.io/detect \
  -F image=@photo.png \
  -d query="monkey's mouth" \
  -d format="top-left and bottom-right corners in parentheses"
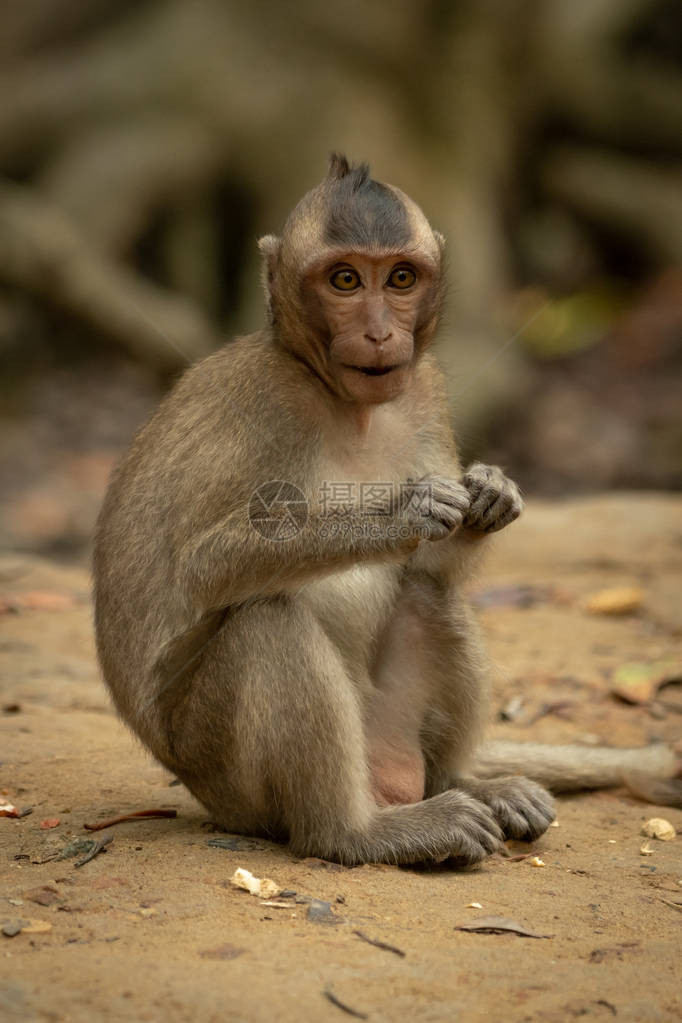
top-left (346, 364), bottom-right (401, 377)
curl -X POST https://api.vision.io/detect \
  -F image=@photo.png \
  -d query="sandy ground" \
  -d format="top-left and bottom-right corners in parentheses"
top-left (1, 493), bottom-right (681, 1023)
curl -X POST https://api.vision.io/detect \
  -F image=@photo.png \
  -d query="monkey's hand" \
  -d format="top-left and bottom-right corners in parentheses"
top-left (454, 776), bottom-right (555, 841)
top-left (460, 463), bottom-right (523, 534)
top-left (402, 475), bottom-right (471, 542)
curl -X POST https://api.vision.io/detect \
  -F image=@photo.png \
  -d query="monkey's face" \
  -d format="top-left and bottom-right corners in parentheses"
top-left (303, 251), bottom-right (439, 404)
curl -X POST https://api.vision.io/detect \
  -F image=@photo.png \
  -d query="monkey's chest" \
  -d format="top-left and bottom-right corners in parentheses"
top-left (299, 564), bottom-right (403, 676)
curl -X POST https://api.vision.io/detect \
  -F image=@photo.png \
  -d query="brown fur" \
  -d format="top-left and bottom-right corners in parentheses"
top-left (94, 157), bottom-right (678, 866)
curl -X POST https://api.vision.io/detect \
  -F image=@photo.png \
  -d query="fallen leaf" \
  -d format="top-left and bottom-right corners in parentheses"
top-left (529, 857), bottom-right (546, 867)
top-left (23, 886), bottom-right (60, 907)
top-left (610, 661), bottom-right (682, 705)
top-left (640, 842), bottom-right (654, 856)
top-left (585, 587), bottom-right (643, 616)
top-left (40, 818), bottom-right (60, 830)
top-left (0, 801), bottom-right (19, 818)
top-left (83, 808), bottom-right (177, 830)
top-left (454, 916), bottom-right (552, 938)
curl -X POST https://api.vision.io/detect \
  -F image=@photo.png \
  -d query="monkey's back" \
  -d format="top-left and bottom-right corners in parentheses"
top-left (93, 333), bottom-right (319, 735)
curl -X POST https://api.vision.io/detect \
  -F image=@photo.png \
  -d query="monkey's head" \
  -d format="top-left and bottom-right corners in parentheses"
top-left (259, 154), bottom-right (445, 405)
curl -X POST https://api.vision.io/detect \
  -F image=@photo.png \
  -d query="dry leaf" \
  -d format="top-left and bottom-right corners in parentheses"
top-left (640, 842), bottom-right (654, 856)
top-left (0, 801), bottom-right (19, 818)
top-left (529, 856), bottom-right (546, 867)
top-left (610, 661), bottom-right (681, 705)
top-left (39, 818), bottom-right (60, 830)
top-left (454, 916), bottom-right (552, 938)
top-left (585, 587), bottom-right (643, 616)
top-left (641, 818), bottom-right (676, 841)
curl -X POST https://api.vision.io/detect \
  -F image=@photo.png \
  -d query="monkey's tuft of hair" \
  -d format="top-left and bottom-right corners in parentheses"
top-left (327, 152), bottom-right (370, 191)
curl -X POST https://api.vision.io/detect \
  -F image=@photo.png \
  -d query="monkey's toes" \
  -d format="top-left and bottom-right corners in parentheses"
top-left (487, 779), bottom-right (556, 841)
top-left (447, 796), bottom-right (505, 864)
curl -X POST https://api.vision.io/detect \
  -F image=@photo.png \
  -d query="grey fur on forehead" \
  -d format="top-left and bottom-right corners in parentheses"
top-left (323, 152), bottom-right (410, 249)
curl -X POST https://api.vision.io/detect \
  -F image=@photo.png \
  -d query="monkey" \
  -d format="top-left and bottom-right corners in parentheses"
top-left (93, 154), bottom-right (680, 867)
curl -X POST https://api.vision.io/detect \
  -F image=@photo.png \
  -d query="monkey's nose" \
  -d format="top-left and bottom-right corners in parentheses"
top-left (365, 332), bottom-right (393, 344)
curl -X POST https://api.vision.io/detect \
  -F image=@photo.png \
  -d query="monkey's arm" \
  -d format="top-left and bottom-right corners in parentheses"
top-left (176, 478), bottom-right (466, 613)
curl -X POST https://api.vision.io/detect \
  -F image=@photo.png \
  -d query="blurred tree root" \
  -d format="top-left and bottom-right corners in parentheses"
top-left (0, 180), bottom-right (217, 369)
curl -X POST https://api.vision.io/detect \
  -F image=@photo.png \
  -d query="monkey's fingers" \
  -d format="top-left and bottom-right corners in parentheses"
top-left (464, 477), bottom-right (523, 532)
top-left (460, 462), bottom-right (493, 501)
top-left (479, 492), bottom-right (524, 533)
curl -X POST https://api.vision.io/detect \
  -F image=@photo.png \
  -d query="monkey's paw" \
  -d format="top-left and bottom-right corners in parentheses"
top-left (457, 777), bottom-right (555, 841)
top-left (404, 474), bottom-right (471, 542)
top-left (438, 791), bottom-right (505, 865)
top-left (461, 463), bottom-right (523, 533)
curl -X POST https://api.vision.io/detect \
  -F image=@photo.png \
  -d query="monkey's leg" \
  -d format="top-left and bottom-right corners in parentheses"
top-left (408, 595), bottom-right (556, 841)
top-left (170, 599), bottom-right (503, 866)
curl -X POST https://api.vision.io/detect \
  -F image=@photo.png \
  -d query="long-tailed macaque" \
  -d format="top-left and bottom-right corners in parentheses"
top-left (94, 155), bottom-right (679, 865)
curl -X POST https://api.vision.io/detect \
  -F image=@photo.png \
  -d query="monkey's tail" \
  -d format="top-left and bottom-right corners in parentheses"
top-left (474, 740), bottom-right (682, 807)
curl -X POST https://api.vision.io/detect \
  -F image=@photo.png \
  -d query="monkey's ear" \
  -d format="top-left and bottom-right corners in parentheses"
top-left (258, 234), bottom-right (281, 280)
top-left (328, 152), bottom-right (351, 179)
top-left (433, 230), bottom-right (446, 255)
top-left (258, 234), bottom-right (281, 262)
top-left (258, 235), bottom-right (281, 323)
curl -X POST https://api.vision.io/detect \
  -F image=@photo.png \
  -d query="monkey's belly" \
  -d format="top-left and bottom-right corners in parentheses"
top-left (299, 563), bottom-right (403, 674)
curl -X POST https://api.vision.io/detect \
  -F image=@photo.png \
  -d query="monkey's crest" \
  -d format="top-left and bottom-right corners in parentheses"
top-left (327, 152), bottom-right (370, 190)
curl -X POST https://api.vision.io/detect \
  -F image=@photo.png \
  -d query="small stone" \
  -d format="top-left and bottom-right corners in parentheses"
top-left (307, 899), bottom-right (342, 924)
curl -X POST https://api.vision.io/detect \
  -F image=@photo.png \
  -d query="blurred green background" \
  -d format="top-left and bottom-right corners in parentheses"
top-left (1, 0), bottom-right (681, 559)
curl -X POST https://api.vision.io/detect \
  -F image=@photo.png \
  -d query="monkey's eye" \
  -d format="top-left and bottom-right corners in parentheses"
top-left (330, 268), bottom-right (361, 291)
top-left (387, 266), bottom-right (416, 289)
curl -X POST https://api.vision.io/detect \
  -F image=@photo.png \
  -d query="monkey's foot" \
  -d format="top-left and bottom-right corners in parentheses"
top-left (461, 463), bottom-right (523, 533)
top-left (437, 793), bottom-right (505, 865)
top-left (454, 776), bottom-right (555, 841)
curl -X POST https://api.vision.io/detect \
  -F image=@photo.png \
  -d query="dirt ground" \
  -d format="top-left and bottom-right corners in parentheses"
top-left (1, 493), bottom-right (681, 1023)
